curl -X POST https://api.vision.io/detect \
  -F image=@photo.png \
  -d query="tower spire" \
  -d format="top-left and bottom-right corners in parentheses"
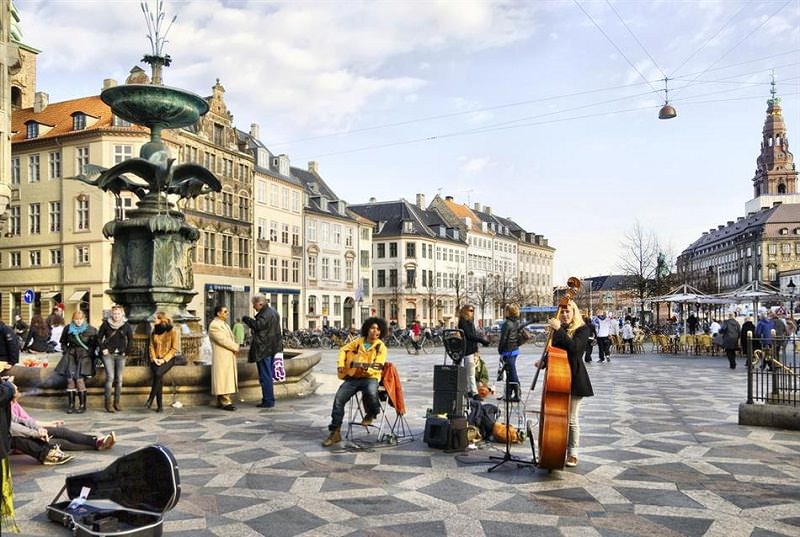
top-left (751, 77), bottom-right (796, 200)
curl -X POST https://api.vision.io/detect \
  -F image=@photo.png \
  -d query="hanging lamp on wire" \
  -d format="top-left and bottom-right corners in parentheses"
top-left (658, 77), bottom-right (677, 120)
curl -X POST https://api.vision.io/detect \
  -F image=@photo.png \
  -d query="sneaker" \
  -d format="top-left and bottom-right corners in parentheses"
top-left (322, 429), bottom-right (341, 447)
top-left (565, 455), bottom-right (578, 468)
top-left (97, 432), bottom-right (116, 451)
top-left (360, 415), bottom-right (375, 426)
top-left (44, 446), bottom-right (74, 465)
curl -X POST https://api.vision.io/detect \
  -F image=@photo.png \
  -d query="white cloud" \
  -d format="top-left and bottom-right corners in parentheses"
top-left (460, 157), bottom-right (490, 174)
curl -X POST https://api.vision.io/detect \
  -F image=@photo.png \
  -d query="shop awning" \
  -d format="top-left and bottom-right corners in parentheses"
top-left (205, 284), bottom-right (249, 292)
top-left (41, 291), bottom-right (60, 300)
top-left (259, 287), bottom-right (300, 295)
top-left (66, 291), bottom-right (88, 303)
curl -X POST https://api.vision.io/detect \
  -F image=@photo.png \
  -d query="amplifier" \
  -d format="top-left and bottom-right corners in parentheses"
top-left (434, 364), bottom-right (466, 392)
top-left (433, 390), bottom-right (464, 417)
top-left (424, 416), bottom-right (450, 449)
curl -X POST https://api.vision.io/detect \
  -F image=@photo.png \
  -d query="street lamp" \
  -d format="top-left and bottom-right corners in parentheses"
top-left (787, 278), bottom-right (796, 322)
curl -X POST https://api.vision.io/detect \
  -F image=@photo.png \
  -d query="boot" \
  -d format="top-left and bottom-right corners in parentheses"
top-left (66, 391), bottom-right (76, 414)
top-left (322, 428), bottom-right (341, 447)
top-left (104, 396), bottom-right (115, 413)
top-left (77, 391), bottom-right (87, 414)
top-left (155, 393), bottom-right (163, 413)
top-left (145, 392), bottom-right (155, 409)
top-left (113, 390), bottom-right (122, 412)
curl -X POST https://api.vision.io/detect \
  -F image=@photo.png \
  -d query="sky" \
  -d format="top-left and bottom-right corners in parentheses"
top-left (17, 0), bottom-right (800, 284)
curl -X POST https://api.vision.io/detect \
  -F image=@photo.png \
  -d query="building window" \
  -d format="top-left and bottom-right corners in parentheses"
top-left (50, 248), bottom-right (62, 265)
top-left (377, 243), bottom-right (385, 258)
top-left (28, 154), bottom-right (40, 182)
top-left (308, 256), bottom-right (317, 280)
top-left (361, 277), bottom-right (370, 297)
top-left (406, 242), bottom-right (416, 258)
top-left (115, 197), bottom-right (133, 220)
top-left (389, 269), bottom-right (398, 287)
top-left (377, 270), bottom-right (386, 287)
top-left (26, 122), bottom-right (38, 139)
top-left (768, 266), bottom-right (777, 281)
top-left (76, 147), bottom-right (90, 175)
top-left (292, 191), bottom-right (301, 212)
top-left (270, 258), bottom-right (278, 281)
top-left (257, 180), bottom-right (267, 203)
top-left (361, 228), bottom-right (370, 240)
top-left (307, 221), bottom-right (316, 242)
top-left (221, 235), bottom-right (233, 266)
top-left (390, 301), bottom-right (398, 321)
top-left (8, 206), bottom-right (20, 235)
top-left (221, 192), bottom-right (233, 217)
top-left (213, 123), bottom-right (224, 145)
top-left (292, 260), bottom-right (300, 283)
top-left (75, 196), bottom-right (90, 231)
top-left (257, 218), bottom-right (267, 240)
top-left (48, 151), bottom-right (61, 179)
top-left (239, 196), bottom-right (249, 220)
top-left (238, 238), bottom-right (249, 268)
top-left (345, 228), bottom-right (354, 248)
top-left (782, 243), bottom-right (791, 255)
top-left (334, 296), bottom-right (341, 316)
top-left (281, 260), bottom-right (289, 282)
top-left (360, 250), bottom-right (369, 268)
top-left (333, 258), bottom-right (341, 281)
top-left (389, 242), bottom-right (398, 257)
top-left (322, 295), bottom-right (330, 316)
top-left (113, 145), bottom-right (133, 164)
top-left (29, 250), bottom-right (41, 267)
top-left (321, 257), bottom-right (330, 280)
top-left (47, 201), bottom-right (61, 233)
top-left (281, 224), bottom-right (289, 244)
top-left (320, 222), bottom-right (330, 244)
top-left (270, 221), bottom-right (278, 242)
top-left (10, 251), bottom-right (21, 267)
top-left (112, 115), bottom-right (131, 127)
top-left (29, 203), bottom-right (40, 234)
top-left (378, 299), bottom-right (386, 319)
top-left (271, 184), bottom-right (279, 207)
top-left (203, 231), bottom-right (216, 264)
top-left (281, 188), bottom-right (289, 209)
top-left (345, 259), bottom-right (354, 282)
top-left (333, 224), bottom-right (341, 246)
top-left (257, 255), bottom-right (266, 280)
top-left (292, 226), bottom-right (300, 246)
top-left (406, 268), bottom-right (416, 287)
top-left (768, 244), bottom-right (777, 255)
top-left (73, 113), bottom-right (86, 131)
top-left (75, 245), bottom-right (90, 265)
top-left (11, 157), bottom-right (20, 185)
top-left (308, 295), bottom-right (317, 315)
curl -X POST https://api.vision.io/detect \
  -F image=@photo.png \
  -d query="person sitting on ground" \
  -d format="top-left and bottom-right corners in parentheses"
top-left (474, 352), bottom-right (494, 400)
top-left (22, 314), bottom-right (51, 353)
top-left (10, 392), bottom-right (115, 465)
top-left (323, 317), bottom-right (388, 447)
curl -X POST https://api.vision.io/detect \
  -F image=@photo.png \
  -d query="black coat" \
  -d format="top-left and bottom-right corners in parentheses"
top-left (0, 322), bottom-right (20, 364)
top-left (498, 316), bottom-right (521, 354)
top-left (56, 324), bottom-right (98, 378)
top-left (457, 318), bottom-right (488, 356)
top-left (97, 320), bottom-right (134, 356)
top-left (0, 379), bottom-right (15, 458)
top-left (243, 306), bottom-right (283, 363)
top-left (719, 318), bottom-right (741, 350)
top-left (551, 324), bottom-right (594, 397)
top-left (740, 320), bottom-right (758, 352)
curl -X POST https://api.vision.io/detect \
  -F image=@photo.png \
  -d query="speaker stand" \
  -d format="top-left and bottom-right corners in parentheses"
top-left (488, 360), bottom-right (536, 473)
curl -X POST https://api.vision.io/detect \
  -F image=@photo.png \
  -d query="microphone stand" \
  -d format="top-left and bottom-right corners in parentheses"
top-left (488, 357), bottom-right (536, 473)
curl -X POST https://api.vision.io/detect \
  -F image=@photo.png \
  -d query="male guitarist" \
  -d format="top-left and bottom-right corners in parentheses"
top-left (322, 317), bottom-right (388, 447)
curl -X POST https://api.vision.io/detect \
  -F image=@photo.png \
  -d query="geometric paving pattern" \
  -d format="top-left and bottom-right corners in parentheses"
top-left (7, 349), bottom-right (800, 536)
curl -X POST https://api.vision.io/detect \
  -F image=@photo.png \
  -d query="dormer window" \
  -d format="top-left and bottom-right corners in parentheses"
top-left (112, 115), bottom-right (131, 127)
top-left (73, 113), bottom-right (86, 131)
top-left (403, 221), bottom-right (413, 233)
top-left (26, 121), bottom-right (39, 139)
top-left (780, 228), bottom-right (789, 235)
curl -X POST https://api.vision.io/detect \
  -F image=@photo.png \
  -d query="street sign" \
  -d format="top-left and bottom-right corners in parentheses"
top-left (23, 289), bottom-right (35, 305)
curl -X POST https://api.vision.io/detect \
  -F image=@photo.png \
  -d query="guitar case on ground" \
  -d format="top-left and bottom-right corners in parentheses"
top-left (46, 444), bottom-right (180, 537)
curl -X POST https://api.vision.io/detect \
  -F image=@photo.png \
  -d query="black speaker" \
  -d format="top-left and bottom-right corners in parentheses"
top-left (448, 417), bottom-right (468, 450)
top-left (424, 416), bottom-right (450, 449)
top-left (434, 364), bottom-right (466, 392)
top-left (433, 390), bottom-right (464, 417)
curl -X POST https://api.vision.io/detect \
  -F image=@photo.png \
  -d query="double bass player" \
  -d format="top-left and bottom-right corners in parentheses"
top-left (534, 298), bottom-right (594, 468)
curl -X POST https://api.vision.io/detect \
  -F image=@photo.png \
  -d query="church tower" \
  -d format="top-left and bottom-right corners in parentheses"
top-left (746, 78), bottom-right (799, 214)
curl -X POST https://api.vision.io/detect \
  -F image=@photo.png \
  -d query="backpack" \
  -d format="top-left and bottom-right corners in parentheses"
top-left (467, 402), bottom-right (499, 440)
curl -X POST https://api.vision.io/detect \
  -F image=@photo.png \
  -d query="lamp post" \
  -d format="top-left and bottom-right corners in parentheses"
top-left (787, 278), bottom-right (796, 323)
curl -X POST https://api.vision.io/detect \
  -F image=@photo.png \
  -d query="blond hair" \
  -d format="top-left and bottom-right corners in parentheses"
top-left (562, 300), bottom-right (585, 337)
top-left (506, 304), bottom-right (520, 317)
top-left (154, 311), bottom-right (172, 325)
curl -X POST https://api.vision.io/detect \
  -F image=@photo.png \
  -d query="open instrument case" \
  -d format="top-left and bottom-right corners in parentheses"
top-left (46, 444), bottom-right (180, 536)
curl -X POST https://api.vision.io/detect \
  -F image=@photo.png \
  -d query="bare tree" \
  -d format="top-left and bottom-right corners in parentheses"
top-left (618, 221), bottom-right (660, 322)
top-left (473, 276), bottom-right (494, 328)
top-left (493, 272), bottom-right (516, 315)
top-left (453, 266), bottom-right (468, 312)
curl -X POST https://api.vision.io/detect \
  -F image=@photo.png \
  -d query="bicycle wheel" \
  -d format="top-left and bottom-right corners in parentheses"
top-left (421, 338), bottom-right (435, 354)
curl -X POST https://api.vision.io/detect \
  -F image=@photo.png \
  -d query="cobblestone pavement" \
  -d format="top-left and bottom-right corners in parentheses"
top-left (7, 349), bottom-right (800, 537)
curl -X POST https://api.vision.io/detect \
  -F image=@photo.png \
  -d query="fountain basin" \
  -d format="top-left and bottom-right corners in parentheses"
top-left (101, 84), bottom-right (209, 130)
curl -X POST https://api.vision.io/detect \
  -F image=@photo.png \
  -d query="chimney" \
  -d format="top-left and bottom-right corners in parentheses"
top-left (416, 193), bottom-right (426, 208)
top-left (250, 123), bottom-right (260, 139)
top-left (308, 161), bottom-right (319, 174)
top-left (473, 202), bottom-right (481, 212)
top-left (727, 221), bottom-right (734, 226)
top-left (33, 91), bottom-right (48, 113)
top-left (102, 79), bottom-right (117, 90)
top-left (445, 195), bottom-right (454, 201)
top-left (485, 206), bottom-right (492, 215)
top-left (369, 197), bottom-right (377, 203)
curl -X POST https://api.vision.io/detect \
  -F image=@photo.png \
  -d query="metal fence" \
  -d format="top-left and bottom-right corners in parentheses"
top-left (746, 335), bottom-right (800, 407)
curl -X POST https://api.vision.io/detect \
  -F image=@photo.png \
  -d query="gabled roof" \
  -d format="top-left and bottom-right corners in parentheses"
top-left (440, 198), bottom-right (487, 234)
top-left (350, 200), bottom-right (436, 238)
top-left (585, 274), bottom-right (636, 291)
top-left (11, 95), bottom-right (145, 142)
top-left (291, 166), bottom-right (360, 222)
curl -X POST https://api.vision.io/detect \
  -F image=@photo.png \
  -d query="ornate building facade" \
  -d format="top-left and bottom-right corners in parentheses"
top-left (678, 87), bottom-right (800, 294)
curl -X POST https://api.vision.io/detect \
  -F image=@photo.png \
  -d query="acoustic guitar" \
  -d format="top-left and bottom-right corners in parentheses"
top-left (338, 349), bottom-right (383, 380)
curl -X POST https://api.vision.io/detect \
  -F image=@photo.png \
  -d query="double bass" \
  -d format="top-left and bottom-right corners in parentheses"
top-left (532, 277), bottom-right (581, 470)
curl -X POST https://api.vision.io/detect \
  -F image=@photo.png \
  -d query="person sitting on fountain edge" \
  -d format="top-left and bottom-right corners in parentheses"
top-left (322, 317), bottom-right (388, 447)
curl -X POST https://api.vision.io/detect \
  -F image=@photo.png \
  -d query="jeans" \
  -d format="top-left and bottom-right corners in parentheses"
top-left (256, 356), bottom-right (275, 406)
top-left (101, 353), bottom-right (126, 399)
top-left (501, 352), bottom-right (519, 390)
top-left (464, 353), bottom-right (477, 395)
top-left (329, 378), bottom-right (380, 430)
top-left (12, 426), bottom-right (97, 462)
top-left (148, 359), bottom-right (175, 409)
top-left (567, 396), bottom-right (584, 457)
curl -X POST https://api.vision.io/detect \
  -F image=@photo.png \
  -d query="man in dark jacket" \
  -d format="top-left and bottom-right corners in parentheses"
top-left (242, 295), bottom-right (283, 409)
top-left (0, 321), bottom-right (19, 366)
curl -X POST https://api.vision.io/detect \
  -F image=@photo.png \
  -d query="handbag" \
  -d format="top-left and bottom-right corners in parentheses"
top-left (172, 353), bottom-right (188, 366)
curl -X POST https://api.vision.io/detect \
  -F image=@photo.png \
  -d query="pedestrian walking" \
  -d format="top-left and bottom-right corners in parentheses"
top-left (594, 310), bottom-right (614, 362)
top-left (583, 316), bottom-right (596, 362)
top-left (719, 313), bottom-right (741, 369)
top-left (208, 305), bottom-right (240, 411)
top-left (242, 295), bottom-right (283, 409)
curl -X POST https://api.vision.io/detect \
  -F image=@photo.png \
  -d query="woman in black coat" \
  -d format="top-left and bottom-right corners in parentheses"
top-left (56, 311), bottom-right (97, 415)
top-left (740, 316), bottom-right (758, 357)
top-left (457, 304), bottom-right (489, 400)
top-left (719, 313), bottom-right (741, 369)
top-left (535, 299), bottom-right (593, 469)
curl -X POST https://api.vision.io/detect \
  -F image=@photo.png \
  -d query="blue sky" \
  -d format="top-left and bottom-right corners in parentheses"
top-left (18, 0), bottom-right (800, 283)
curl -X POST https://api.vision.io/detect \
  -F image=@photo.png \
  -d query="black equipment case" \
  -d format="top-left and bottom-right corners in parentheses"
top-left (46, 444), bottom-right (180, 537)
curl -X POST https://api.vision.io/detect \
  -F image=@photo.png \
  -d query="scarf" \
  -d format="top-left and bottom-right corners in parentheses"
top-left (1, 457), bottom-right (19, 533)
top-left (108, 317), bottom-right (127, 330)
top-left (153, 323), bottom-right (172, 335)
top-left (67, 322), bottom-right (88, 336)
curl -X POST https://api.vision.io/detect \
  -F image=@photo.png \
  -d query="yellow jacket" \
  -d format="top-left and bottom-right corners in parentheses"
top-left (338, 337), bottom-right (387, 381)
top-left (149, 327), bottom-right (179, 363)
